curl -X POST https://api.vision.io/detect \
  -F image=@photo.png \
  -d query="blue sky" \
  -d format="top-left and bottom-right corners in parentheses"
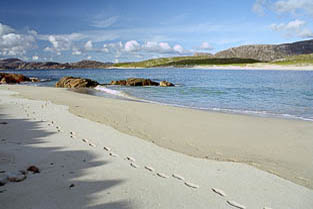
top-left (0, 0), bottom-right (313, 62)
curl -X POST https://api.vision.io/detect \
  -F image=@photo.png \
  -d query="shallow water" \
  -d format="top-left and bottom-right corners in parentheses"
top-left (3, 68), bottom-right (313, 121)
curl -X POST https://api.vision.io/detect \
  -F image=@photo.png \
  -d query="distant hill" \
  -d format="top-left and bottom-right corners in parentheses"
top-left (215, 39), bottom-right (313, 61)
top-left (113, 57), bottom-right (260, 68)
top-left (0, 59), bottom-right (113, 70)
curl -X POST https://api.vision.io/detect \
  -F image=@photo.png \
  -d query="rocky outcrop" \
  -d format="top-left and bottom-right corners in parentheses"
top-left (0, 73), bottom-right (35, 84)
top-left (111, 78), bottom-right (159, 86)
top-left (110, 78), bottom-right (175, 87)
top-left (70, 60), bottom-right (113, 69)
top-left (215, 39), bottom-right (313, 61)
top-left (56, 76), bottom-right (99, 88)
top-left (159, 81), bottom-right (174, 87)
top-left (110, 80), bottom-right (127, 85)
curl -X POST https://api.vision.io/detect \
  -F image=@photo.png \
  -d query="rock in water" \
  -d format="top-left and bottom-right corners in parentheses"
top-left (110, 78), bottom-right (159, 86)
top-left (110, 80), bottom-right (127, 85)
top-left (0, 73), bottom-right (32, 84)
top-left (159, 81), bottom-right (175, 87)
top-left (7, 172), bottom-right (27, 182)
top-left (27, 165), bottom-right (40, 174)
top-left (56, 76), bottom-right (99, 88)
top-left (126, 78), bottom-right (159, 86)
top-left (110, 78), bottom-right (174, 87)
top-left (0, 174), bottom-right (8, 186)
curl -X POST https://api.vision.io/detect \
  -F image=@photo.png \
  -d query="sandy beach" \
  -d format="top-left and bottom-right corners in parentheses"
top-left (112, 63), bottom-right (313, 71)
top-left (191, 64), bottom-right (313, 71)
top-left (0, 85), bottom-right (313, 209)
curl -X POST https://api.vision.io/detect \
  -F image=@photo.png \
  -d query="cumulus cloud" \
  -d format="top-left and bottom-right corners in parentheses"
top-left (0, 22), bottom-right (36, 56)
top-left (141, 41), bottom-right (187, 54)
top-left (40, 33), bottom-right (84, 54)
top-left (124, 40), bottom-right (140, 52)
top-left (173, 44), bottom-right (184, 53)
top-left (274, 0), bottom-right (313, 15)
top-left (253, 0), bottom-right (269, 15)
top-left (199, 42), bottom-right (213, 51)
top-left (271, 19), bottom-right (313, 38)
top-left (32, 55), bottom-right (39, 60)
top-left (84, 40), bottom-right (93, 51)
top-left (72, 48), bottom-right (82, 55)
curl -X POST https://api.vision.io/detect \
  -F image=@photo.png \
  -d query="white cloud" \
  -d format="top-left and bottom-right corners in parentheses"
top-left (0, 23), bottom-right (36, 56)
top-left (199, 42), bottom-right (213, 50)
top-left (72, 49), bottom-right (82, 55)
top-left (141, 41), bottom-right (187, 54)
top-left (173, 44), bottom-right (184, 53)
top-left (253, 0), bottom-right (269, 15)
top-left (0, 23), bottom-right (14, 35)
top-left (159, 42), bottom-right (171, 51)
top-left (271, 19), bottom-right (305, 31)
top-left (91, 16), bottom-right (119, 28)
top-left (84, 40), bottom-right (93, 51)
top-left (271, 19), bottom-right (313, 38)
top-left (32, 55), bottom-right (39, 60)
top-left (274, 0), bottom-right (313, 15)
top-left (124, 40), bottom-right (140, 52)
top-left (40, 33), bottom-right (84, 54)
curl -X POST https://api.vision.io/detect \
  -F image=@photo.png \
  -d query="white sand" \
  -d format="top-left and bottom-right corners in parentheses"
top-left (191, 63), bottom-right (313, 71)
top-left (0, 87), bottom-right (313, 209)
top-left (113, 63), bottom-right (313, 71)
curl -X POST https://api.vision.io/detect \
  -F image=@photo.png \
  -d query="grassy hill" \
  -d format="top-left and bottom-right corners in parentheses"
top-left (271, 53), bottom-right (313, 65)
top-left (113, 56), bottom-right (261, 68)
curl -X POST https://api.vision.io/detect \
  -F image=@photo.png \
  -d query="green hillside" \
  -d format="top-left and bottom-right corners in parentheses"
top-left (271, 53), bottom-right (313, 65)
top-left (113, 56), bottom-right (261, 68)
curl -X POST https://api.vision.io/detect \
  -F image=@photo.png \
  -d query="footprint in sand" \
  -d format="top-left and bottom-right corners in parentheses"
top-left (82, 139), bottom-right (88, 143)
top-left (212, 187), bottom-right (226, 197)
top-left (184, 182), bottom-right (199, 189)
top-left (109, 152), bottom-right (119, 157)
top-left (130, 162), bottom-right (139, 168)
top-left (263, 207), bottom-right (273, 209)
top-left (157, 172), bottom-right (169, 179)
top-left (126, 156), bottom-right (136, 162)
top-left (88, 143), bottom-right (96, 148)
top-left (226, 200), bottom-right (246, 209)
top-left (172, 174), bottom-right (185, 181)
top-left (144, 166), bottom-right (155, 172)
top-left (103, 146), bottom-right (111, 152)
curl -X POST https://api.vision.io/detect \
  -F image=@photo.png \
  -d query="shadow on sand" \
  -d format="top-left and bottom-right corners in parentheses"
top-left (0, 105), bottom-right (133, 209)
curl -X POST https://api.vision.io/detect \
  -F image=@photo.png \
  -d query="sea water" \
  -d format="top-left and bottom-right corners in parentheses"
top-left (3, 68), bottom-right (313, 121)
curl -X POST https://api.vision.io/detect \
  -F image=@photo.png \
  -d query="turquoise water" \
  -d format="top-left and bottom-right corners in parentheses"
top-left (3, 68), bottom-right (313, 121)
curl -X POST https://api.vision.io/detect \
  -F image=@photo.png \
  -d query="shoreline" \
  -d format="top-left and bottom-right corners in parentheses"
top-left (81, 87), bottom-right (313, 123)
top-left (2, 85), bottom-right (313, 190)
top-left (111, 63), bottom-right (313, 71)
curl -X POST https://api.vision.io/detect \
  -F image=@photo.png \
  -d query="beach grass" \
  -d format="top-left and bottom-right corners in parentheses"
top-left (271, 53), bottom-right (313, 65)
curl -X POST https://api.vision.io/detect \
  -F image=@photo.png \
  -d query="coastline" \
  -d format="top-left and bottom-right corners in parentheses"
top-left (2, 85), bottom-right (313, 190)
top-left (111, 63), bottom-right (313, 71)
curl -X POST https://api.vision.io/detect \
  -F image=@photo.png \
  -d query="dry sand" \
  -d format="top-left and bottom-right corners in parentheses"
top-left (0, 85), bottom-right (313, 209)
top-left (191, 63), bottom-right (313, 71)
top-left (113, 63), bottom-right (313, 71)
